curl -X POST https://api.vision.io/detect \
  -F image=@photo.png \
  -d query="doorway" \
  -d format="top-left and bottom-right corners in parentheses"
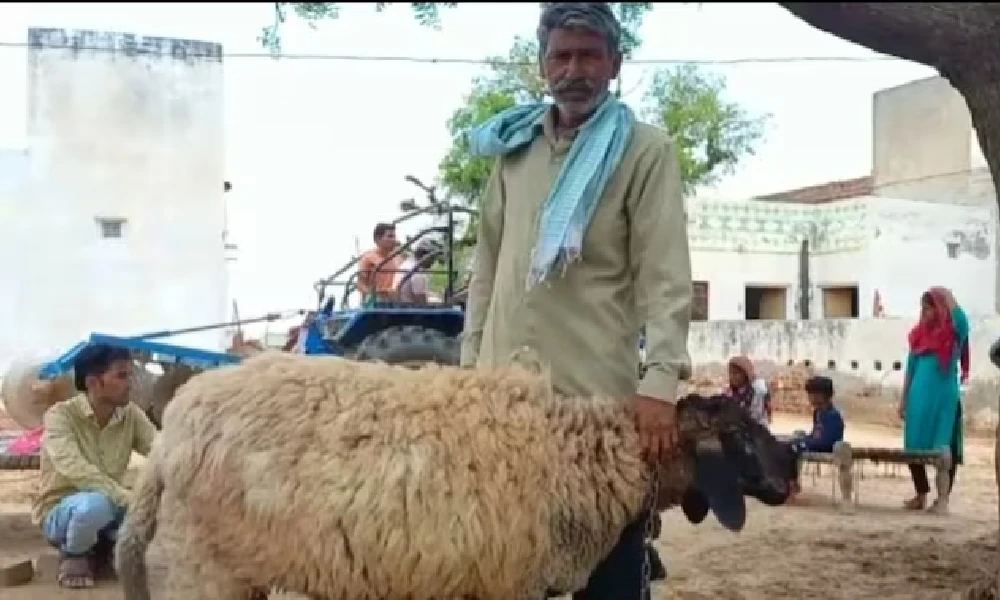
top-left (822, 285), bottom-right (860, 318)
top-left (692, 281), bottom-right (709, 321)
top-left (745, 286), bottom-right (787, 320)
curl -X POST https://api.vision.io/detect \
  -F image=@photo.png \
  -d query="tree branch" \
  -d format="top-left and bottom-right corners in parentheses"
top-left (779, 3), bottom-right (1000, 72)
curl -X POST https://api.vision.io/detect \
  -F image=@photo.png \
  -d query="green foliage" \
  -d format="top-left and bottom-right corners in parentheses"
top-left (610, 2), bottom-right (653, 60)
top-left (642, 65), bottom-right (768, 194)
top-left (438, 39), bottom-right (535, 205)
top-left (259, 2), bottom-right (457, 53)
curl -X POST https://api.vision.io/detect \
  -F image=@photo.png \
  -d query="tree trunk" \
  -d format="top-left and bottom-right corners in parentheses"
top-left (780, 3), bottom-right (1000, 592)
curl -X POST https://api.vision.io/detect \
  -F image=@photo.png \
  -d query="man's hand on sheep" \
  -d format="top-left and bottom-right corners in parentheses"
top-left (631, 394), bottom-right (679, 465)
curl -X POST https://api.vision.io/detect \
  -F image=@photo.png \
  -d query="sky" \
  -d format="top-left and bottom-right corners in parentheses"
top-left (0, 2), bottom-right (937, 328)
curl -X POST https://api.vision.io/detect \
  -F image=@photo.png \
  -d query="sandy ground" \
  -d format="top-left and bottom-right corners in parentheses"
top-left (1, 414), bottom-right (997, 599)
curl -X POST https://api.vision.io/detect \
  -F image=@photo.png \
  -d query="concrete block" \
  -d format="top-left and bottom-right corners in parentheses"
top-left (0, 558), bottom-right (34, 587)
top-left (34, 549), bottom-right (60, 583)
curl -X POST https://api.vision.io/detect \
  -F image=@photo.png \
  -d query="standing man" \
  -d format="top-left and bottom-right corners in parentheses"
top-left (33, 344), bottom-right (158, 589)
top-left (357, 222), bottom-right (402, 302)
top-left (460, 3), bottom-right (692, 598)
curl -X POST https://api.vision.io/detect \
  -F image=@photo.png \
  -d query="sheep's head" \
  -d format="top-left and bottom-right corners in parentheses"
top-left (668, 393), bottom-right (797, 532)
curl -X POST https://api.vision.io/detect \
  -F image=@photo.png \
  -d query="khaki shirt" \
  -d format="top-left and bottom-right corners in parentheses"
top-left (32, 394), bottom-right (157, 524)
top-left (460, 110), bottom-right (692, 401)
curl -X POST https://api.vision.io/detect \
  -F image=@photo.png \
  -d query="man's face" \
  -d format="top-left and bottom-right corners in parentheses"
top-left (377, 228), bottom-right (397, 253)
top-left (540, 27), bottom-right (621, 124)
top-left (90, 359), bottom-right (133, 406)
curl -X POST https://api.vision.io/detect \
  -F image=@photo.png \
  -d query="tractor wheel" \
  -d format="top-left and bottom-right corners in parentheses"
top-left (356, 325), bottom-right (460, 367)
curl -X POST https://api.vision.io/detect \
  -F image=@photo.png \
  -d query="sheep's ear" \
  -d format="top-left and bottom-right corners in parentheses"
top-left (693, 442), bottom-right (746, 532)
top-left (680, 488), bottom-right (709, 524)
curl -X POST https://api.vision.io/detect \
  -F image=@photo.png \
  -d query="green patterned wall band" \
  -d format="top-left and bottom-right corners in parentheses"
top-left (687, 198), bottom-right (868, 254)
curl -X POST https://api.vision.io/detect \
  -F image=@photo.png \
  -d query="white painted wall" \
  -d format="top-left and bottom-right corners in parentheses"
top-left (971, 128), bottom-right (988, 171)
top-left (867, 197), bottom-right (994, 317)
top-left (692, 250), bottom-right (798, 320)
top-left (689, 316), bottom-right (1000, 388)
top-left (810, 250), bottom-right (869, 318)
top-left (689, 195), bottom-right (995, 321)
top-left (0, 28), bottom-right (228, 371)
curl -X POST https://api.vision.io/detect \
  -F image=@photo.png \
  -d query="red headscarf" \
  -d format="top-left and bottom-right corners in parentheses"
top-left (908, 287), bottom-right (969, 381)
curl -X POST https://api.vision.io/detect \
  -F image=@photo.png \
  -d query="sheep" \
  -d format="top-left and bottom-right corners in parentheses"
top-left (115, 351), bottom-right (796, 600)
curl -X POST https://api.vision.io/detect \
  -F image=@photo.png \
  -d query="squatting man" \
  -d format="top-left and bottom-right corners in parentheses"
top-left (460, 2), bottom-right (692, 598)
top-left (33, 344), bottom-right (157, 589)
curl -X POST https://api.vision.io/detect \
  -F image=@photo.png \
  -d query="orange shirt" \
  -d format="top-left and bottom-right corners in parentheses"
top-left (358, 250), bottom-right (402, 295)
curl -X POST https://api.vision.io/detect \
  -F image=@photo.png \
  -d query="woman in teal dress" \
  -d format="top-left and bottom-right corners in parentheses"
top-left (900, 286), bottom-right (969, 512)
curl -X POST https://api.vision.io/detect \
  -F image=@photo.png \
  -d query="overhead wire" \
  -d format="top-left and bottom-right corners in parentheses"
top-left (0, 40), bottom-right (905, 66)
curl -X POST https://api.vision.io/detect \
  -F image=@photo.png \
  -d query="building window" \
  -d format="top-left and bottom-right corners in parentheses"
top-left (96, 217), bottom-right (126, 239)
top-left (945, 241), bottom-right (960, 259)
top-left (821, 285), bottom-right (860, 318)
top-left (745, 285), bottom-right (788, 320)
top-left (692, 281), bottom-right (709, 321)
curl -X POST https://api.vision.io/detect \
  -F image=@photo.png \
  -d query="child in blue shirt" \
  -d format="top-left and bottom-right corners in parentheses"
top-left (793, 375), bottom-right (846, 453)
top-left (789, 376), bottom-right (846, 498)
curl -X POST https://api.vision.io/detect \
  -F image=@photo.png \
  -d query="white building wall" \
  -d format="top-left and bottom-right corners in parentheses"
top-left (688, 316), bottom-right (1000, 387)
top-left (693, 250), bottom-right (798, 320)
top-left (972, 128), bottom-right (988, 171)
top-left (866, 197), bottom-right (994, 317)
top-left (688, 196), bottom-right (995, 322)
top-left (0, 28), bottom-right (228, 370)
top-left (810, 250), bottom-right (870, 317)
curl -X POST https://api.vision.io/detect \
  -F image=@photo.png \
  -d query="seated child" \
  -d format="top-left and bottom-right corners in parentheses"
top-left (791, 375), bottom-right (845, 453)
top-left (725, 356), bottom-right (772, 429)
top-left (787, 375), bottom-right (845, 498)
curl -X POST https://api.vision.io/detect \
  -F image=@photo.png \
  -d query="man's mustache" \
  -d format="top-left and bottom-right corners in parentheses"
top-left (553, 78), bottom-right (594, 95)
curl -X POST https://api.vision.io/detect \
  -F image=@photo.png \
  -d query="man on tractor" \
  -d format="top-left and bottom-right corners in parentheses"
top-left (397, 238), bottom-right (443, 304)
top-left (357, 222), bottom-right (402, 303)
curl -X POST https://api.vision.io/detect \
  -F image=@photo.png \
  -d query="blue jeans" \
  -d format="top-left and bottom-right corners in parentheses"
top-left (41, 491), bottom-right (125, 556)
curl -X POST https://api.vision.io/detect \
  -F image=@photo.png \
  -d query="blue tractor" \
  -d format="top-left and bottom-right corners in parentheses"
top-left (298, 175), bottom-right (476, 366)
top-left (4, 176), bottom-right (475, 441)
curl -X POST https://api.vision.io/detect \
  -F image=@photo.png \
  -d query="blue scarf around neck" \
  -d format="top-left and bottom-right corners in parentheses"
top-left (466, 92), bottom-right (635, 289)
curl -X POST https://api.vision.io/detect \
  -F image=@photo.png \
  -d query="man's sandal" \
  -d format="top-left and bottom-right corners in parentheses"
top-left (58, 554), bottom-right (95, 589)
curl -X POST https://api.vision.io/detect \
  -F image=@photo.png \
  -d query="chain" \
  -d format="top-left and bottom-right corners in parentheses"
top-left (639, 466), bottom-right (660, 600)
